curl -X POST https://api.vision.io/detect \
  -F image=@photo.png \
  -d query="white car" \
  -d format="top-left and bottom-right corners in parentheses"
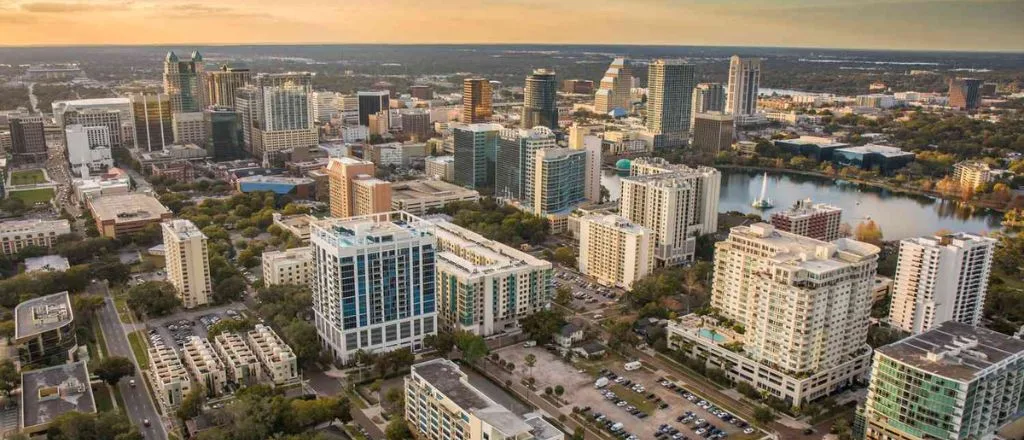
top-left (744, 428), bottom-right (755, 434)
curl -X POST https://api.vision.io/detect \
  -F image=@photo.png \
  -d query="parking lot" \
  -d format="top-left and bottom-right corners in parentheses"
top-left (495, 345), bottom-right (758, 440)
top-left (552, 266), bottom-right (623, 315)
top-left (145, 305), bottom-right (250, 353)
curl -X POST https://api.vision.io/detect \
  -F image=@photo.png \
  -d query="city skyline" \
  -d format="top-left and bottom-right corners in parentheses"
top-left (1, 0), bottom-right (1022, 52)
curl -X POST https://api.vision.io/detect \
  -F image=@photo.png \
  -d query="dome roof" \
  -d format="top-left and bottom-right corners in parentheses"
top-left (615, 159), bottom-right (632, 170)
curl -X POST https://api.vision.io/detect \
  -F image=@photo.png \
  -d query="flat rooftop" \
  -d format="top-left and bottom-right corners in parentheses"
top-left (413, 359), bottom-right (534, 435)
top-left (583, 214), bottom-right (648, 235)
top-left (876, 321), bottom-right (1024, 383)
top-left (312, 212), bottom-right (433, 248)
top-left (836, 143), bottom-right (915, 158)
top-left (433, 219), bottom-right (549, 276)
top-left (24, 255), bottom-right (71, 273)
top-left (89, 193), bottom-right (170, 223)
top-left (725, 223), bottom-right (879, 274)
top-left (21, 361), bottom-right (96, 429)
top-left (14, 291), bottom-right (73, 341)
top-left (391, 179), bottom-right (479, 202)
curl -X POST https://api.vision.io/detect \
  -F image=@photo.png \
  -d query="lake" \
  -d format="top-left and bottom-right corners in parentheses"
top-left (601, 168), bottom-right (1005, 240)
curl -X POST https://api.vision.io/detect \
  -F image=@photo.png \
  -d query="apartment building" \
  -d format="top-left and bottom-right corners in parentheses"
top-left (262, 246), bottom-right (314, 287)
top-left (181, 336), bottom-right (228, 397)
top-left (578, 214), bottom-right (653, 289)
top-left (0, 218), bottom-right (71, 256)
top-left (352, 176), bottom-right (393, 216)
top-left (13, 291), bottom-right (76, 368)
top-left (889, 233), bottom-right (996, 334)
top-left (619, 173), bottom-right (698, 267)
top-left (406, 359), bottom-right (564, 440)
top-left (212, 332), bottom-right (260, 387)
top-left (629, 157), bottom-right (720, 236)
top-left (424, 156), bottom-right (455, 182)
top-left (952, 161), bottom-right (992, 190)
top-left (432, 219), bottom-right (553, 337)
top-left (162, 220), bottom-right (212, 309)
top-left (769, 198), bottom-right (843, 242)
top-left (862, 321), bottom-right (1024, 440)
top-left (326, 157), bottom-right (376, 218)
top-left (149, 343), bottom-right (193, 409)
top-left (247, 324), bottom-right (299, 385)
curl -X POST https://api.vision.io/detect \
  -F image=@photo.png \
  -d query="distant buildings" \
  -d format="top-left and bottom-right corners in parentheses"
top-left (433, 219), bottom-right (552, 336)
top-left (578, 214), bottom-right (653, 289)
top-left (522, 69), bottom-right (558, 130)
top-left (251, 73), bottom-right (318, 164)
top-left (889, 233), bottom-right (995, 334)
top-left (594, 57), bottom-right (633, 114)
top-left (72, 167), bottom-right (130, 202)
top-left (409, 85), bottom-right (433, 100)
top-left (948, 77), bottom-right (983, 110)
top-left (13, 291), bottom-right (76, 368)
top-left (8, 113), bottom-right (47, 164)
top-left (357, 90), bottom-right (390, 127)
top-left (568, 125), bottom-right (602, 204)
top-left (453, 123), bottom-right (502, 189)
top-left (163, 51), bottom-right (204, 113)
top-left (130, 93), bottom-right (173, 152)
top-left (390, 179), bottom-right (480, 216)
top-left (262, 247), bottom-right (314, 287)
top-left (770, 198), bottom-right (843, 242)
top-left (646, 59), bottom-right (695, 148)
top-left (725, 55), bottom-right (761, 117)
top-left (833, 144), bottom-right (915, 174)
top-left (495, 127), bottom-right (557, 202)
top-left (691, 83), bottom-right (726, 126)
top-left (462, 78), bottom-right (493, 123)
top-left (65, 124), bottom-right (114, 176)
top-left (952, 160), bottom-right (992, 190)
top-left (424, 155), bottom-right (455, 181)
top-left (203, 65), bottom-right (253, 109)
top-left (862, 322), bottom-right (1024, 440)
top-left (88, 193), bottom-right (172, 238)
top-left (406, 359), bottom-right (564, 440)
top-left (310, 212), bottom-right (437, 364)
top-left (204, 107), bottom-right (245, 160)
top-left (561, 79), bottom-right (594, 95)
top-left (53, 97), bottom-right (132, 149)
top-left (162, 219), bottom-right (212, 309)
top-left (326, 157), bottom-right (376, 218)
top-left (691, 112), bottom-right (734, 155)
top-left (0, 218), bottom-right (70, 256)
top-left (172, 111), bottom-right (207, 146)
top-left (236, 175), bottom-right (315, 198)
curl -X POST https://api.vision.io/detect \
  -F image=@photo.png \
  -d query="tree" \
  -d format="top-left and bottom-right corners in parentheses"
top-left (385, 418), bottom-right (412, 440)
top-left (607, 320), bottom-right (637, 350)
top-left (854, 219), bottom-right (884, 245)
top-left (519, 309), bottom-right (565, 345)
top-left (213, 276), bottom-right (247, 304)
top-left (126, 281), bottom-right (181, 317)
top-left (384, 387), bottom-right (405, 413)
top-left (455, 331), bottom-right (489, 364)
top-left (72, 294), bottom-right (105, 326)
top-left (0, 359), bottom-right (19, 394)
top-left (283, 320), bottom-right (321, 369)
top-left (177, 384), bottom-right (206, 421)
top-left (544, 386), bottom-right (553, 395)
top-left (554, 286), bottom-right (572, 306)
top-left (93, 357), bottom-right (135, 386)
top-left (753, 406), bottom-right (777, 424)
top-left (524, 354), bottom-right (537, 376)
top-left (554, 385), bottom-right (564, 396)
top-left (552, 247), bottom-right (576, 266)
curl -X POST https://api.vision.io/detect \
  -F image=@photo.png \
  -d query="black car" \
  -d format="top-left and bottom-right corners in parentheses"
top-left (637, 412), bottom-right (649, 419)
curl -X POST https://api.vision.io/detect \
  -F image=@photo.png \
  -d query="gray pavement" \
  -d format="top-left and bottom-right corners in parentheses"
top-left (98, 296), bottom-right (168, 440)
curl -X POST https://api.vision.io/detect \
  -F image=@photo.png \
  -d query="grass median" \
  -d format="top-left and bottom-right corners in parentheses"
top-left (127, 330), bottom-right (150, 369)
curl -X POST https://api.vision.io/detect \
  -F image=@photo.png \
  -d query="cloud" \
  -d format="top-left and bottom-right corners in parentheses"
top-left (19, 1), bottom-right (129, 13)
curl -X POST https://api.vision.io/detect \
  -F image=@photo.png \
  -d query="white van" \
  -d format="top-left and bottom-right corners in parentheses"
top-left (523, 340), bottom-right (537, 348)
top-left (624, 361), bottom-right (642, 371)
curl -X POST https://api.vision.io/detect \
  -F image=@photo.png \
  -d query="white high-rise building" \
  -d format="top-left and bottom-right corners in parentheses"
top-left (162, 220), bottom-right (212, 309)
top-left (578, 214), bottom-right (653, 289)
top-left (310, 212), bottom-right (437, 364)
top-left (725, 55), bottom-right (761, 117)
top-left (629, 157), bottom-right (720, 237)
top-left (594, 57), bottom-right (633, 114)
top-left (433, 219), bottom-right (553, 337)
top-left (576, 133), bottom-right (602, 204)
top-left (64, 124), bottom-right (113, 176)
top-left (889, 233), bottom-right (996, 334)
top-left (620, 173), bottom-right (699, 267)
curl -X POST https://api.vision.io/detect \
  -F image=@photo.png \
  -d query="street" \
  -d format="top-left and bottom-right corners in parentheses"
top-left (97, 296), bottom-right (168, 440)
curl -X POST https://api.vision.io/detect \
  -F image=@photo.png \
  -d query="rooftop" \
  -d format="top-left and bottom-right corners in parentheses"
top-left (89, 193), bottom-right (170, 223)
top-left (236, 175), bottom-right (315, 185)
top-left (876, 321), bottom-right (1024, 382)
top-left (433, 219), bottom-right (549, 277)
top-left (162, 219), bottom-right (206, 241)
top-left (391, 179), bottom-right (479, 203)
top-left (0, 218), bottom-right (70, 233)
top-left (582, 214), bottom-right (649, 236)
top-left (24, 255), bottom-right (71, 273)
top-left (311, 211), bottom-right (433, 248)
top-left (724, 223), bottom-right (880, 274)
top-left (412, 359), bottom-right (534, 435)
top-left (454, 122), bottom-right (504, 133)
top-left (425, 155), bottom-right (455, 164)
top-left (836, 143), bottom-right (915, 158)
top-left (14, 291), bottom-right (73, 341)
top-left (21, 362), bottom-right (96, 429)
top-left (772, 198), bottom-right (842, 219)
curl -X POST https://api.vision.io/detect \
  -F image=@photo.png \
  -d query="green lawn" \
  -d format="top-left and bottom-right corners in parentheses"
top-left (8, 187), bottom-right (54, 203)
top-left (127, 331), bottom-right (150, 369)
top-left (9, 169), bottom-right (46, 185)
top-left (608, 383), bottom-right (656, 414)
top-left (113, 296), bottom-right (132, 323)
top-left (92, 321), bottom-right (108, 358)
top-left (93, 384), bottom-right (115, 412)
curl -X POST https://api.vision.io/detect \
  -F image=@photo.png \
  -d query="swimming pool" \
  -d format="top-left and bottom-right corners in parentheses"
top-left (698, 328), bottom-right (726, 342)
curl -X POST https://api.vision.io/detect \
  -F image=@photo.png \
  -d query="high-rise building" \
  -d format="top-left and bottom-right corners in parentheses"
top-left (862, 321), bottom-right (1024, 440)
top-left (522, 69), bottom-right (558, 130)
top-left (400, 109), bottom-right (432, 141)
top-left (8, 114), bottom-right (47, 163)
top-left (409, 85), bottom-right (433, 100)
top-left (161, 219), bottom-right (212, 309)
top-left (594, 57), bottom-right (633, 114)
top-left (646, 59), bottom-right (695, 148)
top-left (53, 98), bottom-right (132, 149)
top-left (357, 91), bottom-right (390, 127)
top-left (203, 107), bottom-right (245, 160)
top-left (172, 112), bottom-right (206, 146)
top-left (769, 198), bottom-right (842, 242)
top-left (130, 93), bottom-right (173, 151)
top-left (433, 219), bottom-right (553, 336)
top-left (453, 123), bottom-right (502, 189)
top-left (620, 173), bottom-right (700, 267)
top-left (952, 161), bottom-right (993, 190)
top-left (668, 223), bottom-right (879, 405)
top-left (889, 233), bottom-right (995, 334)
top-left (948, 77), bottom-right (983, 110)
top-left (691, 112), bottom-right (734, 155)
top-left (65, 124), bottom-right (113, 176)
top-left (310, 212), bottom-right (437, 363)
top-left (462, 78), bottom-right (493, 123)
top-left (578, 214), bottom-right (653, 289)
top-left (251, 73), bottom-right (317, 163)
top-left (325, 157), bottom-right (376, 218)
top-left (495, 127), bottom-right (557, 202)
top-left (629, 157), bottom-right (720, 236)
top-left (163, 51), bottom-right (204, 114)
top-left (533, 147), bottom-right (586, 217)
top-left (234, 86), bottom-right (259, 152)
top-left (406, 359), bottom-right (564, 440)
top-left (691, 83), bottom-right (726, 127)
top-left (725, 55), bottom-right (761, 117)
top-left (203, 65), bottom-right (252, 109)
top-left (569, 126), bottom-right (602, 204)
top-left (351, 176), bottom-right (393, 216)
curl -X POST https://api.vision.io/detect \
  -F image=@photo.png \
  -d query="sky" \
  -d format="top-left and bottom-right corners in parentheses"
top-left (1, 0), bottom-right (1022, 51)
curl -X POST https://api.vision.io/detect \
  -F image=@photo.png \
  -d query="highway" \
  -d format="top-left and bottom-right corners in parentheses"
top-left (97, 296), bottom-right (168, 440)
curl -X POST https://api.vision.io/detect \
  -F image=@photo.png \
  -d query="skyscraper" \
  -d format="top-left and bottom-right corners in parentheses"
top-left (163, 51), bottom-right (205, 114)
top-left (325, 157), bottom-right (376, 218)
top-left (234, 86), bottom-right (259, 152)
top-left (53, 98), bottom-right (132, 149)
top-left (162, 219), bottom-right (212, 309)
top-left (889, 233), bottom-right (995, 334)
top-left (646, 59), bottom-right (695, 148)
top-left (578, 214), bottom-right (653, 289)
top-left (357, 91), bottom-right (390, 127)
top-left (8, 114), bottom-right (47, 164)
top-left (310, 212), bottom-right (437, 363)
top-left (725, 55), bottom-right (761, 117)
top-left (462, 78), bottom-right (493, 123)
top-left (691, 112), bottom-right (734, 155)
top-left (569, 125), bottom-right (602, 204)
top-left (532, 147), bottom-right (586, 216)
top-left (948, 77), bottom-right (983, 110)
top-left (629, 157), bottom-right (720, 236)
top-left (130, 93), bottom-right (173, 152)
top-left (453, 123), bottom-right (502, 189)
top-left (691, 83), bottom-right (726, 126)
top-left (203, 65), bottom-right (253, 109)
top-left (495, 127), bottom-right (557, 202)
top-left (521, 69), bottom-right (558, 130)
top-left (594, 57), bottom-right (633, 114)
top-left (862, 322), bottom-right (1024, 440)
top-left (203, 107), bottom-right (244, 160)
top-left (251, 73), bottom-right (317, 164)
top-left (620, 173), bottom-right (699, 267)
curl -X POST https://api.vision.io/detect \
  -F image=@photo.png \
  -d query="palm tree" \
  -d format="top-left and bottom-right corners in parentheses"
top-left (524, 354), bottom-right (537, 377)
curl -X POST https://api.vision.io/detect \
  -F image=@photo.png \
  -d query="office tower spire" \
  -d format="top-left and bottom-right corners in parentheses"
top-left (163, 50), bottom-right (205, 113)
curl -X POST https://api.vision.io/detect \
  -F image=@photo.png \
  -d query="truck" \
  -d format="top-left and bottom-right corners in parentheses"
top-left (594, 377), bottom-right (609, 388)
top-left (624, 361), bottom-right (642, 371)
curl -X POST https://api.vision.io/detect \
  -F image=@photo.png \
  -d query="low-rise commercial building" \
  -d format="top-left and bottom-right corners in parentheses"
top-left (390, 179), bottom-right (480, 216)
top-left (271, 213), bottom-right (315, 243)
top-left (833, 144), bottom-right (915, 174)
top-left (425, 155), bottom-right (455, 181)
top-left (213, 332), bottom-right (260, 387)
top-left (0, 218), bottom-right (71, 256)
top-left (20, 361), bottom-right (96, 435)
top-left (72, 167), bottom-right (130, 203)
top-left (149, 342), bottom-right (193, 409)
top-left (406, 359), bottom-right (564, 440)
top-left (247, 324), bottom-right (299, 385)
top-left (14, 291), bottom-right (76, 368)
top-left (262, 247), bottom-right (313, 286)
top-left (88, 193), bottom-right (172, 238)
top-left (236, 175), bottom-right (315, 198)
top-left (182, 336), bottom-right (228, 397)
